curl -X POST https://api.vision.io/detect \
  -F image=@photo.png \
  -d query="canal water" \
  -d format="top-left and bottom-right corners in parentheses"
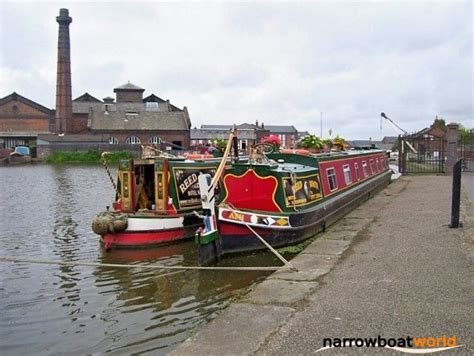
top-left (0, 164), bottom-right (280, 355)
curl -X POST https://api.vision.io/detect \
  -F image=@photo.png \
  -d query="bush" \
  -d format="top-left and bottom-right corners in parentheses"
top-left (45, 150), bottom-right (134, 164)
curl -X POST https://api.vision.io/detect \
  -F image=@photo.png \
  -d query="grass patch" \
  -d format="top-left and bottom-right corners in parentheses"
top-left (277, 233), bottom-right (320, 255)
top-left (45, 150), bottom-right (134, 164)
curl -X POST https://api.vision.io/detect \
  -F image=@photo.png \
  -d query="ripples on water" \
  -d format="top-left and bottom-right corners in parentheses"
top-left (0, 165), bottom-right (278, 355)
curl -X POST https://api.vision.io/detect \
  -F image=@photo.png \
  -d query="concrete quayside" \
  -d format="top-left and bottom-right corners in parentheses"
top-left (172, 175), bottom-right (473, 355)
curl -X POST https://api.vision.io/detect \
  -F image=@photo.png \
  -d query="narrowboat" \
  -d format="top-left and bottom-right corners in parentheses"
top-left (92, 156), bottom-right (221, 250)
top-left (196, 147), bottom-right (391, 264)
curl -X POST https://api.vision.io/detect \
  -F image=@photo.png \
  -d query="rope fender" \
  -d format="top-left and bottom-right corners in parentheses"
top-left (91, 212), bottom-right (128, 235)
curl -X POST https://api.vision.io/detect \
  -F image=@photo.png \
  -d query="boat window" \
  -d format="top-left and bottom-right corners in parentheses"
top-left (369, 159), bottom-right (375, 174)
top-left (362, 161), bottom-right (368, 177)
top-left (126, 136), bottom-right (141, 144)
top-left (354, 162), bottom-right (360, 180)
top-left (327, 168), bottom-right (338, 191)
top-left (109, 136), bottom-right (118, 144)
top-left (343, 165), bottom-right (352, 185)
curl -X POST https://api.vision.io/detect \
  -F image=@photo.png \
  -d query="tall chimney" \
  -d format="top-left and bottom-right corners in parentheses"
top-left (55, 8), bottom-right (73, 134)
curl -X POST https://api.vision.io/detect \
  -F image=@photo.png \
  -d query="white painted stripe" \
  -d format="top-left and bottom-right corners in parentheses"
top-left (126, 216), bottom-right (184, 232)
top-left (218, 208), bottom-right (292, 229)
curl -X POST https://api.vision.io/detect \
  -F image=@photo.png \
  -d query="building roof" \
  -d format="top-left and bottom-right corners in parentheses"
top-left (114, 82), bottom-right (145, 91)
top-left (265, 125), bottom-right (298, 133)
top-left (0, 92), bottom-right (53, 115)
top-left (143, 94), bottom-right (182, 112)
top-left (73, 93), bottom-right (102, 102)
top-left (72, 101), bottom-right (102, 114)
top-left (191, 128), bottom-right (262, 140)
top-left (89, 110), bottom-right (189, 131)
top-left (201, 123), bottom-right (267, 131)
top-left (381, 136), bottom-right (398, 144)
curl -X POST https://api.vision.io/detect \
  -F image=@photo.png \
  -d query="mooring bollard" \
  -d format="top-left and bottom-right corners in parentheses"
top-left (449, 160), bottom-right (462, 228)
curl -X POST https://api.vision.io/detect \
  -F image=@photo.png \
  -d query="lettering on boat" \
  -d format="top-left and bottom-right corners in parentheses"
top-left (173, 167), bottom-right (217, 208)
top-left (228, 211), bottom-right (245, 222)
top-left (219, 208), bottom-right (291, 228)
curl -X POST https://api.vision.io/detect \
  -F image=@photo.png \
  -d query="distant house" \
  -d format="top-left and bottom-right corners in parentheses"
top-left (381, 136), bottom-right (398, 145)
top-left (347, 139), bottom-right (393, 152)
top-left (297, 131), bottom-right (310, 139)
top-left (404, 119), bottom-right (447, 158)
top-left (264, 125), bottom-right (298, 148)
top-left (191, 122), bottom-right (300, 150)
top-left (0, 92), bottom-right (55, 149)
top-left (191, 123), bottom-right (269, 151)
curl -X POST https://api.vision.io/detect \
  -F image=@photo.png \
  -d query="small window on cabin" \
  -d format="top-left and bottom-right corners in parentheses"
top-left (343, 165), bottom-right (352, 185)
top-left (327, 168), bottom-right (338, 191)
top-left (126, 136), bottom-right (141, 144)
top-left (109, 136), bottom-right (118, 144)
top-left (146, 102), bottom-right (159, 112)
top-left (369, 159), bottom-right (375, 174)
top-left (362, 161), bottom-right (368, 177)
top-left (12, 105), bottom-right (18, 114)
top-left (125, 111), bottom-right (139, 116)
top-left (149, 136), bottom-right (161, 144)
top-left (354, 163), bottom-right (360, 180)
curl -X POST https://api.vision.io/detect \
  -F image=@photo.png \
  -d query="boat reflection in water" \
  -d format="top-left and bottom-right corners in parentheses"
top-left (0, 165), bottom-right (279, 355)
top-left (95, 241), bottom-right (279, 354)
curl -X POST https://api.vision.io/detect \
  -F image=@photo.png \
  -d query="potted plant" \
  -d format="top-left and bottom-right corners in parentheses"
top-left (298, 134), bottom-right (323, 153)
top-left (260, 134), bottom-right (281, 152)
top-left (333, 136), bottom-right (348, 151)
top-left (211, 138), bottom-right (228, 157)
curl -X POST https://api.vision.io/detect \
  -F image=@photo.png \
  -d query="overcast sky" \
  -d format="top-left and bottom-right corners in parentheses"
top-left (0, 0), bottom-right (472, 140)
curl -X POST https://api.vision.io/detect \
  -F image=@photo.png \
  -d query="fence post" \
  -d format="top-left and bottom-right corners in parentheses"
top-left (446, 123), bottom-right (459, 175)
top-left (398, 135), bottom-right (404, 174)
top-left (449, 160), bottom-right (462, 228)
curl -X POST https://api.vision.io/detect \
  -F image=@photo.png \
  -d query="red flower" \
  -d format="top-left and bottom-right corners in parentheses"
top-left (260, 135), bottom-right (281, 146)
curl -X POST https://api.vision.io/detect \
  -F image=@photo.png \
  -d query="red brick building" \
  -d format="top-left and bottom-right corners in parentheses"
top-left (0, 92), bottom-right (54, 148)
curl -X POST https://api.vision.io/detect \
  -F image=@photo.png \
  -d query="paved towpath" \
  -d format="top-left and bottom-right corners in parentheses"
top-left (172, 176), bottom-right (473, 355)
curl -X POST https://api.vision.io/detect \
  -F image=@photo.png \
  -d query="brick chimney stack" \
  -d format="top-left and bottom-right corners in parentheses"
top-left (55, 8), bottom-right (73, 134)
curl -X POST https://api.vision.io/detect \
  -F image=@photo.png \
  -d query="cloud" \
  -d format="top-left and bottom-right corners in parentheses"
top-left (0, 1), bottom-right (472, 140)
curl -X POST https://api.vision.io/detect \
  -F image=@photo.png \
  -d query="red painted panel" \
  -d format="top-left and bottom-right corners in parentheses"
top-left (102, 228), bottom-right (185, 248)
top-left (319, 153), bottom-right (388, 196)
top-left (223, 170), bottom-right (281, 212)
top-left (218, 221), bottom-right (272, 237)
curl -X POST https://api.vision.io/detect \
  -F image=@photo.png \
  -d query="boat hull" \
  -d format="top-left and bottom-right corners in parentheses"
top-left (101, 213), bottom-right (202, 249)
top-left (217, 171), bottom-right (391, 255)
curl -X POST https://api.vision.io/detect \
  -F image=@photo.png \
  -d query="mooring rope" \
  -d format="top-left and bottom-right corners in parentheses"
top-left (101, 152), bottom-right (120, 198)
top-left (221, 203), bottom-right (297, 271)
top-left (244, 224), bottom-right (297, 271)
top-left (0, 257), bottom-right (288, 272)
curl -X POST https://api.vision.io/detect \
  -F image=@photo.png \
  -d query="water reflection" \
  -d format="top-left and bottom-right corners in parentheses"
top-left (0, 165), bottom-right (279, 355)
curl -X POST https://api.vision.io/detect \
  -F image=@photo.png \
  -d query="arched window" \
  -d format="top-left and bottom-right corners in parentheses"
top-left (126, 136), bottom-right (141, 144)
top-left (109, 136), bottom-right (118, 144)
top-left (148, 136), bottom-right (162, 144)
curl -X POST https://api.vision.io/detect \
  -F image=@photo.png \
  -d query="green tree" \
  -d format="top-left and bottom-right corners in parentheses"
top-left (459, 125), bottom-right (472, 144)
